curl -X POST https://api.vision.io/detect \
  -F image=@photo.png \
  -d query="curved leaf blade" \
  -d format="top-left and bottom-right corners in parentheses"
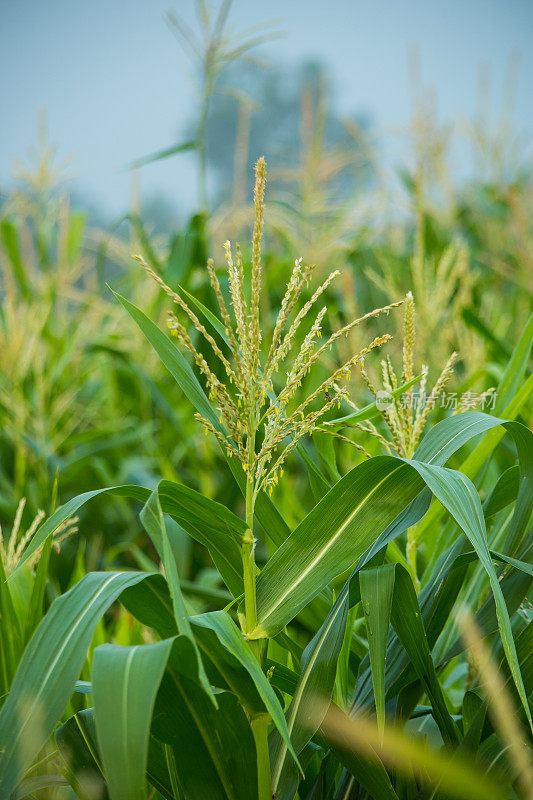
top-left (360, 564), bottom-right (395, 737)
top-left (93, 639), bottom-right (174, 800)
top-left (0, 570), bottom-right (152, 798)
top-left (270, 593), bottom-right (349, 799)
top-left (191, 611), bottom-right (300, 772)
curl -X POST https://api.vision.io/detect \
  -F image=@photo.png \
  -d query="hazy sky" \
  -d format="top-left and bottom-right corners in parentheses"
top-left (1, 0), bottom-right (532, 217)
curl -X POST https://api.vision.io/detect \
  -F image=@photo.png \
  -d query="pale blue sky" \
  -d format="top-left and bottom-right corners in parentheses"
top-left (1, 0), bottom-right (532, 216)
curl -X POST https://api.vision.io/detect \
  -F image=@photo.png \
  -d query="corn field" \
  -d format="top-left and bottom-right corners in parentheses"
top-left (0, 2), bottom-right (532, 799)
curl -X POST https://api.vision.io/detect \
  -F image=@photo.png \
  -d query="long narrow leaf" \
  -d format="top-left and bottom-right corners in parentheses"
top-left (140, 487), bottom-right (214, 699)
top-left (0, 571), bottom-right (153, 797)
top-left (191, 611), bottom-right (300, 772)
top-left (269, 593), bottom-right (349, 800)
top-left (93, 639), bottom-right (174, 800)
top-left (360, 565), bottom-right (395, 737)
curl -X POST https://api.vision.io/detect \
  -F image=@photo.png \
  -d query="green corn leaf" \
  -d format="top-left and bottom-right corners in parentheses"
top-left (251, 413), bottom-right (532, 726)
top-left (23, 536), bottom-right (53, 644)
top-left (264, 660), bottom-right (299, 696)
top-left (152, 636), bottom-right (258, 800)
top-left (251, 455), bottom-right (425, 639)
top-left (441, 538), bottom-right (533, 665)
top-left (353, 489), bottom-right (531, 714)
top-left (0, 218), bottom-right (29, 297)
top-left (140, 487), bottom-right (215, 700)
top-left (10, 775), bottom-right (68, 799)
top-left (140, 490), bottom-right (194, 633)
top-left (417, 375), bottom-right (533, 569)
top-left (120, 577), bottom-right (273, 722)
top-left (296, 440), bottom-right (331, 501)
top-left (0, 555), bottom-right (22, 699)
top-left (110, 288), bottom-right (224, 433)
top-left (190, 611), bottom-right (301, 772)
top-left (489, 549), bottom-right (533, 577)
top-left (459, 692), bottom-right (487, 753)
top-left (157, 479), bottom-right (245, 596)
top-left (120, 573), bottom-right (177, 639)
top-left (313, 430), bottom-right (341, 483)
top-left (17, 480), bottom-right (244, 598)
top-left (16, 485), bottom-right (150, 569)
top-left (321, 373), bottom-right (424, 431)
top-left (411, 460), bottom-right (531, 726)
top-left (360, 564), bottom-right (395, 737)
top-left (354, 557), bottom-right (463, 742)
top-left (388, 564), bottom-right (459, 743)
top-left (56, 708), bottom-right (109, 800)
top-left (128, 139), bottom-right (198, 170)
top-left (178, 282), bottom-right (230, 343)
top-left (57, 708), bottom-right (175, 800)
top-left (494, 311), bottom-right (533, 415)
top-left (484, 465), bottom-right (520, 517)
top-left (269, 593), bottom-right (349, 800)
top-left (93, 639), bottom-right (174, 800)
top-left (0, 570), bottom-right (153, 798)
top-left (190, 619), bottom-right (269, 717)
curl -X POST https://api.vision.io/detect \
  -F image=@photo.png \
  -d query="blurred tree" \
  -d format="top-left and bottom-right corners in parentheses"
top-left (195, 58), bottom-right (374, 207)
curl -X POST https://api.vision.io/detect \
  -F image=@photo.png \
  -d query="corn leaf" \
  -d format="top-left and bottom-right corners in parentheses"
top-left (140, 488), bottom-right (214, 700)
top-left (191, 611), bottom-right (300, 772)
top-left (360, 564), bottom-right (395, 737)
top-left (55, 708), bottom-right (109, 800)
top-left (152, 636), bottom-right (258, 800)
top-left (93, 639), bottom-right (174, 800)
top-left (269, 593), bottom-right (349, 800)
top-left (0, 571), bottom-right (153, 798)
top-left (252, 413), bottom-right (532, 726)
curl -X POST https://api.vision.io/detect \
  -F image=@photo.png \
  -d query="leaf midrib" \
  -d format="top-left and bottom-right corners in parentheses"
top-left (257, 465), bottom-right (403, 628)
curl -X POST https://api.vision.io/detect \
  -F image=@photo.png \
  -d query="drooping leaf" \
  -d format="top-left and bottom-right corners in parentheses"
top-left (157, 479), bottom-right (245, 596)
top-left (16, 484), bottom-right (150, 569)
top-left (253, 413), bottom-right (532, 723)
top-left (191, 611), bottom-right (300, 771)
top-left (17, 479), bottom-right (245, 598)
top-left (411, 460), bottom-right (531, 726)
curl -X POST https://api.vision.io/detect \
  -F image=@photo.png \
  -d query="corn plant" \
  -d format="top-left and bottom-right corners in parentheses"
top-left (0, 160), bottom-right (532, 800)
top-left (0, 133), bottom-right (237, 549)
